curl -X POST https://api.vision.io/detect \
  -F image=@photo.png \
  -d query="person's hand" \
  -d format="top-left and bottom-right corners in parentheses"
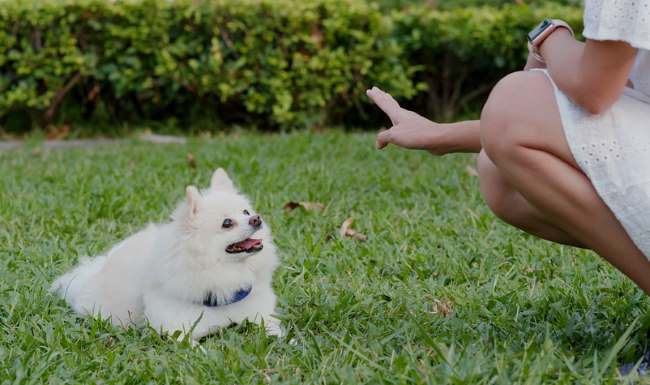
top-left (366, 87), bottom-right (449, 155)
top-left (524, 51), bottom-right (546, 70)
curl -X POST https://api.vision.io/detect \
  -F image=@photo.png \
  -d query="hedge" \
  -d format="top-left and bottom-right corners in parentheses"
top-left (0, 0), bottom-right (583, 131)
top-left (396, 4), bottom-right (583, 121)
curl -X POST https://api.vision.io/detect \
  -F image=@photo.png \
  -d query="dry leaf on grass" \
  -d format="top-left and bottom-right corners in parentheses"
top-left (466, 165), bottom-right (478, 177)
top-left (283, 201), bottom-right (325, 212)
top-left (186, 153), bottom-right (197, 169)
top-left (261, 368), bottom-right (275, 384)
top-left (339, 218), bottom-right (367, 241)
top-left (431, 298), bottom-right (453, 317)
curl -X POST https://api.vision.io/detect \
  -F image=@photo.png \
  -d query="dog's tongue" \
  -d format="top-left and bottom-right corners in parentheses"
top-left (237, 238), bottom-right (262, 249)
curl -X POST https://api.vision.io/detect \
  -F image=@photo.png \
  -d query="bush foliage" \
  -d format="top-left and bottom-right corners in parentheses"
top-left (0, 0), bottom-right (582, 131)
top-left (396, 4), bottom-right (582, 121)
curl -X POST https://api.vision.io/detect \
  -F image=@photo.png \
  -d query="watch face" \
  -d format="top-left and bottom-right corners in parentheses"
top-left (528, 19), bottom-right (552, 42)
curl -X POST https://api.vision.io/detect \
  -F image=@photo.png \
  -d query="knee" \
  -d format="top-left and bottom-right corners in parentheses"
top-left (481, 185), bottom-right (514, 224)
top-left (477, 151), bottom-right (517, 223)
top-left (480, 71), bottom-right (538, 163)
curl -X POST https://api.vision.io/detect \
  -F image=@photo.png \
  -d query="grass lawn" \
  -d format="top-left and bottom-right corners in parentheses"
top-left (1, 131), bottom-right (649, 384)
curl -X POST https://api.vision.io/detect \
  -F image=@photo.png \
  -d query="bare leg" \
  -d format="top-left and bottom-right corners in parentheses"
top-left (368, 81), bottom-right (650, 294)
top-left (367, 86), bottom-right (582, 246)
top-left (480, 71), bottom-right (650, 294)
top-left (477, 150), bottom-right (584, 247)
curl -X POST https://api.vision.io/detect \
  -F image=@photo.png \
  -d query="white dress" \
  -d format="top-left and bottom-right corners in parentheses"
top-left (543, 0), bottom-right (650, 258)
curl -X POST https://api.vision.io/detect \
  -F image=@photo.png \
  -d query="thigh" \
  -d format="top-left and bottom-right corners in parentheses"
top-left (481, 70), bottom-right (579, 170)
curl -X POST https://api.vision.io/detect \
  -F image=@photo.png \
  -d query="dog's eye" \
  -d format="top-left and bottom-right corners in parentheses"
top-left (222, 218), bottom-right (234, 228)
top-left (243, 210), bottom-right (250, 216)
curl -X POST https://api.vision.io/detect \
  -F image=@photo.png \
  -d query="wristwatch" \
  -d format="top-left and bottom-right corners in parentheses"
top-left (527, 19), bottom-right (574, 62)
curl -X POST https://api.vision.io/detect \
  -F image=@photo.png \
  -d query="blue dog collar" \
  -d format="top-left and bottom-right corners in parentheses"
top-left (201, 287), bottom-right (252, 307)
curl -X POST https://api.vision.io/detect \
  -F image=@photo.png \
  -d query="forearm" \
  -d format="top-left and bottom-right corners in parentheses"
top-left (540, 30), bottom-right (636, 114)
top-left (438, 120), bottom-right (481, 154)
top-left (366, 86), bottom-right (481, 154)
top-left (539, 30), bottom-right (585, 104)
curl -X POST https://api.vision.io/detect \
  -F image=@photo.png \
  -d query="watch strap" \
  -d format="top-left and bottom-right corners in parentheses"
top-left (528, 19), bottom-right (574, 63)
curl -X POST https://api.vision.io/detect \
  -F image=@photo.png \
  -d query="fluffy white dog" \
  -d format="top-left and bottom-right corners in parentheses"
top-left (51, 168), bottom-right (281, 340)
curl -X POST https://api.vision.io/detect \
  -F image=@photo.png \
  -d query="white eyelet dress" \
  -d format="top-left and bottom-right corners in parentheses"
top-left (541, 0), bottom-right (650, 258)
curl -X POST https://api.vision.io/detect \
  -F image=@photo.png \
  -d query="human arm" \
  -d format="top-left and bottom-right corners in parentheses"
top-left (366, 87), bottom-right (481, 154)
top-left (539, 29), bottom-right (637, 114)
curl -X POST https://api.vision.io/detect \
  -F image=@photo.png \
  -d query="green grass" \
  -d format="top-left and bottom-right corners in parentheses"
top-left (1, 131), bottom-right (649, 384)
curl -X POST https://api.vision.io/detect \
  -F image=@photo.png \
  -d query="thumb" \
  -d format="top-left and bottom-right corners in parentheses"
top-left (376, 128), bottom-right (394, 149)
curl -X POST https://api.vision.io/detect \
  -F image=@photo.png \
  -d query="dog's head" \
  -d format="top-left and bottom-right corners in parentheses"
top-left (173, 168), bottom-right (271, 262)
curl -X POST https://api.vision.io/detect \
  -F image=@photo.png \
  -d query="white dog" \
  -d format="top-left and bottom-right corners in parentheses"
top-left (51, 168), bottom-right (281, 340)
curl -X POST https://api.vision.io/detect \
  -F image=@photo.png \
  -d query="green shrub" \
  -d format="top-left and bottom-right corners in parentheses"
top-left (0, 0), bottom-right (417, 130)
top-left (0, 0), bottom-right (584, 131)
top-left (396, 4), bottom-right (583, 121)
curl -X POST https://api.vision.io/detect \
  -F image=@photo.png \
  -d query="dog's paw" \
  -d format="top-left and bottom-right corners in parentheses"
top-left (265, 326), bottom-right (283, 337)
top-left (264, 320), bottom-right (284, 338)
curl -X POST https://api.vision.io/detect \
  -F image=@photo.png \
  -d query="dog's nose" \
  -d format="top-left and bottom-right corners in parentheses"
top-left (249, 215), bottom-right (262, 228)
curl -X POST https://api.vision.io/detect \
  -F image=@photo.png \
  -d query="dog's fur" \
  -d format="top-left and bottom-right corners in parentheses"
top-left (51, 168), bottom-right (281, 340)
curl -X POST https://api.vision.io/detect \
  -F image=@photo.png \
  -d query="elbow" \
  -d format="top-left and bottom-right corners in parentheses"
top-left (573, 91), bottom-right (616, 115)
top-left (569, 76), bottom-right (622, 115)
top-left (581, 98), bottom-right (613, 115)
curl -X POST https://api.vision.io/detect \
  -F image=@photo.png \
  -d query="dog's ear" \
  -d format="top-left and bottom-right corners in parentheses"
top-left (186, 185), bottom-right (201, 216)
top-left (210, 168), bottom-right (235, 191)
